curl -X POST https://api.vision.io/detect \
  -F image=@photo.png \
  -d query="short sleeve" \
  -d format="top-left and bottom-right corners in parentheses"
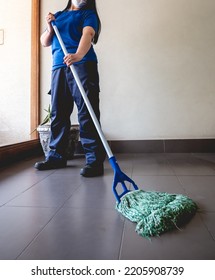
top-left (82, 10), bottom-right (98, 32)
top-left (54, 11), bottom-right (63, 19)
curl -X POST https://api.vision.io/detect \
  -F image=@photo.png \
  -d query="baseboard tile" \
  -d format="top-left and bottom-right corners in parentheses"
top-left (108, 139), bottom-right (215, 153)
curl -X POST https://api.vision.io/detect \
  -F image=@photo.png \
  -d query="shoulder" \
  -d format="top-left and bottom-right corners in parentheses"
top-left (81, 9), bottom-right (97, 26)
top-left (54, 11), bottom-right (63, 18)
top-left (81, 9), bottom-right (97, 19)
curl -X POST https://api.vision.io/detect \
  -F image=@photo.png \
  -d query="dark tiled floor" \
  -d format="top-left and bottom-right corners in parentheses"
top-left (0, 153), bottom-right (215, 260)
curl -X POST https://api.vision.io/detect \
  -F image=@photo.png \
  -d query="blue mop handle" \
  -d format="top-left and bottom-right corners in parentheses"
top-left (51, 22), bottom-right (113, 159)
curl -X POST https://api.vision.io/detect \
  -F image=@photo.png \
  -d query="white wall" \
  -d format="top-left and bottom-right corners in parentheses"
top-left (0, 0), bottom-right (31, 145)
top-left (40, 0), bottom-right (215, 141)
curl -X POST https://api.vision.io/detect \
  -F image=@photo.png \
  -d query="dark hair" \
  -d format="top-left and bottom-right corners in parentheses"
top-left (63, 0), bottom-right (101, 44)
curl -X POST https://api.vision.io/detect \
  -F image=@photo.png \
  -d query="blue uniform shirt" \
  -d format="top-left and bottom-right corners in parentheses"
top-left (52, 9), bottom-right (98, 70)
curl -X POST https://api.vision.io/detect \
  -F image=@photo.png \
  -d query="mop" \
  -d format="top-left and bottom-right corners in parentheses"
top-left (52, 22), bottom-right (197, 238)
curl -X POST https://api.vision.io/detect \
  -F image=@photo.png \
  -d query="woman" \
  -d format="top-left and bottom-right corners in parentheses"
top-left (35, 0), bottom-right (106, 177)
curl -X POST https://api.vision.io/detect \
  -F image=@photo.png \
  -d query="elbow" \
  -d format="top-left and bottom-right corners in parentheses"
top-left (40, 36), bottom-right (46, 47)
top-left (40, 38), bottom-right (51, 47)
top-left (40, 40), bottom-right (46, 47)
top-left (41, 42), bottom-right (49, 47)
top-left (40, 33), bottom-right (52, 47)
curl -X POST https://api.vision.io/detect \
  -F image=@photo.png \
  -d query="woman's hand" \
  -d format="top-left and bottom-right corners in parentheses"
top-left (64, 53), bottom-right (83, 66)
top-left (45, 12), bottom-right (55, 33)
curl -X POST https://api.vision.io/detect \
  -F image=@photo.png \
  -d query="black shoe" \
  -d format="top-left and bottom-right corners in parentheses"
top-left (80, 163), bottom-right (104, 177)
top-left (34, 159), bottom-right (67, 171)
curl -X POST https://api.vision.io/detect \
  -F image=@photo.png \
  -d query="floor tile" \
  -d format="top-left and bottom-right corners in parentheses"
top-left (6, 174), bottom-right (82, 208)
top-left (0, 156), bottom-right (41, 175)
top-left (64, 175), bottom-right (117, 209)
top-left (132, 154), bottom-right (174, 176)
top-left (193, 153), bottom-right (215, 164)
top-left (178, 176), bottom-right (215, 211)
top-left (131, 175), bottom-right (186, 194)
top-left (53, 158), bottom-right (85, 175)
top-left (133, 153), bottom-right (167, 161)
top-left (120, 214), bottom-right (215, 260)
top-left (0, 206), bottom-right (57, 260)
top-left (18, 207), bottom-right (124, 260)
top-left (200, 213), bottom-right (215, 240)
top-left (0, 170), bottom-right (54, 206)
top-left (167, 157), bottom-right (215, 175)
top-left (164, 153), bottom-right (195, 160)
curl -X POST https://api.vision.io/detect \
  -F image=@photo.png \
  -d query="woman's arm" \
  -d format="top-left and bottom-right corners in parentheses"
top-left (64, 26), bottom-right (95, 66)
top-left (40, 12), bottom-right (55, 47)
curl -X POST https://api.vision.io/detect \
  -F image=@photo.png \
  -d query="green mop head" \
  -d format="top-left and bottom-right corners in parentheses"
top-left (116, 190), bottom-right (197, 238)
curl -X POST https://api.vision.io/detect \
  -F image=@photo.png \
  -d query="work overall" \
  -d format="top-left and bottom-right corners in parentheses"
top-left (47, 61), bottom-right (106, 166)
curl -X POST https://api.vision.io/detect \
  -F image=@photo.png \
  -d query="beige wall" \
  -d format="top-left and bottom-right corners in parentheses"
top-left (40, 0), bottom-right (215, 140)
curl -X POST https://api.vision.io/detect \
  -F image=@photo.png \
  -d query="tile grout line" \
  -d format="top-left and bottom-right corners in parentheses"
top-left (1, 171), bottom-right (56, 208)
top-left (15, 182), bottom-right (83, 260)
top-left (118, 218), bottom-right (126, 260)
top-left (199, 212), bottom-right (215, 243)
top-left (118, 154), bottom-right (135, 259)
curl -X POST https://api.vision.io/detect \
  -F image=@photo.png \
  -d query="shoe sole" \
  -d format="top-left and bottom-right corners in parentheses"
top-left (80, 168), bottom-right (104, 177)
top-left (34, 163), bottom-right (67, 171)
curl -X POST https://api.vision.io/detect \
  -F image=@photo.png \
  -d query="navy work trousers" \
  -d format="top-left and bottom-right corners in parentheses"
top-left (48, 62), bottom-right (106, 165)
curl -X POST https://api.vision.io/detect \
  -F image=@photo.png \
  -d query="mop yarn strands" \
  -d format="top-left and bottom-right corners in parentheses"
top-left (111, 156), bottom-right (197, 238)
top-left (116, 190), bottom-right (197, 238)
